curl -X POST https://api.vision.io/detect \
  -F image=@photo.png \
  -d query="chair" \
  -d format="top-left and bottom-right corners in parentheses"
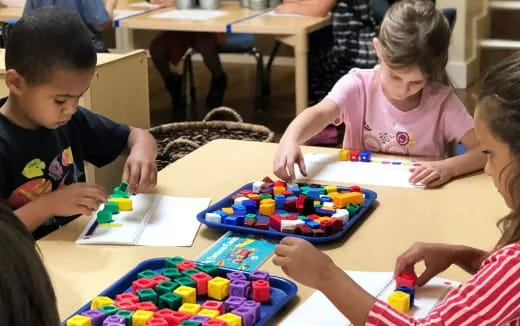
top-left (0, 18), bottom-right (18, 48)
top-left (182, 32), bottom-right (267, 118)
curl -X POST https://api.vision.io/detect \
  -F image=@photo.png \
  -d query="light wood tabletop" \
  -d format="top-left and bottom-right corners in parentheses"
top-left (38, 139), bottom-right (508, 324)
top-left (0, 5), bottom-right (22, 21)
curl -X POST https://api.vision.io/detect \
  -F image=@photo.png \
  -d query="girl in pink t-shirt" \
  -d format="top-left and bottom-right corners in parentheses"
top-left (272, 39), bottom-right (520, 326)
top-left (274, 0), bottom-right (485, 188)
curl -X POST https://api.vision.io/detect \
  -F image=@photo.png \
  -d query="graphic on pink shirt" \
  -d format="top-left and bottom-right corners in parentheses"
top-left (363, 122), bottom-right (415, 155)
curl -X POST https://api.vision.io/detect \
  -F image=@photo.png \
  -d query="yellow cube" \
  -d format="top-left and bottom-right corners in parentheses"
top-left (132, 310), bottom-right (154, 326)
top-left (259, 203), bottom-right (275, 216)
top-left (222, 207), bottom-right (234, 215)
top-left (217, 313), bottom-right (242, 326)
top-left (327, 192), bottom-right (339, 199)
top-left (273, 186), bottom-right (286, 195)
top-left (388, 291), bottom-right (410, 313)
top-left (108, 197), bottom-right (133, 211)
top-left (208, 277), bottom-right (230, 300)
top-left (260, 198), bottom-right (275, 205)
top-left (198, 309), bottom-right (220, 318)
top-left (344, 192), bottom-right (364, 205)
top-left (179, 303), bottom-right (202, 315)
top-left (174, 285), bottom-right (197, 304)
top-left (339, 149), bottom-right (350, 161)
top-left (90, 296), bottom-right (114, 310)
top-left (66, 315), bottom-right (91, 326)
top-left (325, 185), bottom-right (338, 194)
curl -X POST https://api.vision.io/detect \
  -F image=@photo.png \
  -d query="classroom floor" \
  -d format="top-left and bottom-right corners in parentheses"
top-left (149, 60), bottom-right (476, 142)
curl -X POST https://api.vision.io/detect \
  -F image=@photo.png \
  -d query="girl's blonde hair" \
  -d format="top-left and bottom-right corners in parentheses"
top-left (378, 0), bottom-right (451, 84)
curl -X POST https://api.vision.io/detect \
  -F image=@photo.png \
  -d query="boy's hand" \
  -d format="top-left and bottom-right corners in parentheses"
top-left (394, 242), bottom-right (458, 287)
top-left (273, 237), bottom-right (335, 289)
top-left (45, 183), bottom-right (108, 217)
top-left (409, 161), bottom-right (454, 188)
top-left (123, 150), bottom-right (158, 194)
top-left (273, 141), bottom-right (307, 182)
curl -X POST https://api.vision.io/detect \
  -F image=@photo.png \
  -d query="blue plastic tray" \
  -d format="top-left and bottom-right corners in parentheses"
top-left (63, 258), bottom-right (298, 326)
top-left (197, 182), bottom-right (377, 243)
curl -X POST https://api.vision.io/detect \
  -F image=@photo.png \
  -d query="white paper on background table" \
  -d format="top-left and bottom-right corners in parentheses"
top-left (130, 1), bottom-right (161, 8)
top-left (114, 9), bottom-right (144, 20)
top-left (152, 9), bottom-right (228, 20)
top-left (76, 194), bottom-right (210, 247)
top-left (280, 270), bottom-right (460, 325)
top-left (295, 152), bottom-right (424, 189)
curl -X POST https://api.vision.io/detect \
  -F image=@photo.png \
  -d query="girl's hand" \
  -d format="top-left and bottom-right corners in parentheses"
top-left (45, 183), bottom-right (108, 217)
top-left (273, 140), bottom-right (307, 182)
top-left (273, 237), bottom-right (335, 289)
top-left (395, 242), bottom-right (459, 287)
top-left (409, 161), bottom-right (454, 188)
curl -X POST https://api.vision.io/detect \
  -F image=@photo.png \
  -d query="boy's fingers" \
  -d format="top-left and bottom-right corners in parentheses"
top-left (274, 244), bottom-right (292, 257)
top-left (298, 156), bottom-right (307, 177)
top-left (272, 255), bottom-right (289, 267)
top-left (417, 267), bottom-right (438, 287)
top-left (127, 162), bottom-right (141, 191)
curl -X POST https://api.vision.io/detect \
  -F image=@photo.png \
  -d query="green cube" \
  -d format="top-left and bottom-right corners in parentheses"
top-left (198, 263), bottom-right (219, 277)
top-left (180, 321), bottom-right (202, 326)
top-left (136, 288), bottom-right (158, 304)
top-left (137, 269), bottom-right (158, 279)
top-left (347, 203), bottom-right (360, 216)
top-left (115, 310), bottom-right (134, 326)
top-left (104, 201), bottom-right (120, 214)
top-left (99, 305), bottom-right (119, 315)
top-left (259, 193), bottom-right (272, 200)
top-left (280, 213), bottom-right (289, 217)
top-left (96, 209), bottom-right (113, 224)
top-left (300, 186), bottom-right (310, 194)
top-left (156, 280), bottom-right (179, 295)
top-left (245, 214), bottom-right (257, 220)
top-left (175, 276), bottom-right (196, 288)
top-left (314, 203), bottom-right (321, 208)
top-left (181, 268), bottom-right (200, 278)
top-left (298, 216), bottom-right (307, 220)
top-left (158, 292), bottom-right (182, 310)
top-left (162, 267), bottom-right (182, 279)
top-left (115, 181), bottom-right (128, 193)
top-left (109, 192), bottom-right (128, 199)
top-left (165, 256), bottom-right (185, 268)
top-left (319, 188), bottom-right (326, 195)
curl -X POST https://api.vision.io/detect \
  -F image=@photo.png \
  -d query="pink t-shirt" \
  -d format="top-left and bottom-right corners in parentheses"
top-left (325, 67), bottom-right (473, 157)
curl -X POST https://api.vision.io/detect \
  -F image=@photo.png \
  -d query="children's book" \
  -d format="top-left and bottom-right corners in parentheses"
top-left (76, 194), bottom-right (210, 247)
top-left (296, 152), bottom-right (424, 189)
top-left (196, 231), bottom-right (278, 271)
top-left (280, 270), bottom-right (460, 325)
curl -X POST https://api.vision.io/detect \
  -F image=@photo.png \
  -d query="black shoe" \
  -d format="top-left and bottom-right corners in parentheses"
top-left (164, 73), bottom-right (186, 121)
top-left (206, 73), bottom-right (228, 110)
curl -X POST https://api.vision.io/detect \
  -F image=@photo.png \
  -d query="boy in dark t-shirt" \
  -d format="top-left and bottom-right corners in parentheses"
top-left (0, 7), bottom-right (157, 239)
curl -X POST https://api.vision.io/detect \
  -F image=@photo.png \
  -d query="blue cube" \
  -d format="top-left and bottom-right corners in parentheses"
top-left (360, 150), bottom-right (372, 162)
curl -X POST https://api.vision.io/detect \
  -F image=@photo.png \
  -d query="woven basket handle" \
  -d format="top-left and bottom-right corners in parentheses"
top-left (163, 138), bottom-right (200, 153)
top-left (203, 106), bottom-right (244, 122)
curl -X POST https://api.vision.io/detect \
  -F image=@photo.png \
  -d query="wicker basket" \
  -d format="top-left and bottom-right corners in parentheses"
top-left (150, 107), bottom-right (275, 170)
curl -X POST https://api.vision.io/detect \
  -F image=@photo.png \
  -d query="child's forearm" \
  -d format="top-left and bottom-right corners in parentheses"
top-left (452, 245), bottom-right (488, 275)
top-left (127, 127), bottom-right (158, 158)
top-left (318, 265), bottom-right (377, 325)
top-left (14, 198), bottom-right (54, 231)
top-left (442, 146), bottom-right (486, 178)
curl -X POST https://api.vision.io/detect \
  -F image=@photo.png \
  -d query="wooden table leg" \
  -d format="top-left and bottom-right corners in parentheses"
top-left (114, 27), bottom-right (134, 53)
top-left (293, 32), bottom-right (308, 115)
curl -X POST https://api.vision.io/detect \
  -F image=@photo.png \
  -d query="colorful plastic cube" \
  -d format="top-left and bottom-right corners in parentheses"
top-left (81, 310), bottom-right (105, 326)
top-left (179, 303), bottom-right (201, 315)
top-left (158, 293), bottom-right (182, 310)
top-left (174, 286), bottom-right (197, 304)
top-left (137, 288), bottom-right (158, 304)
top-left (115, 310), bottom-right (134, 326)
top-left (136, 301), bottom-right (158, 312)
top-left (216, 313), bottom-right (242, 326)
top-left (198, 264), bottom-right (219, 277)
top-left (224, 296), bottom-right (246, 313)
top-left (116, 292), bottom-right (139, 304)
top-left (154, 308), bottom-right (177, 325)
top-left (201, 300), bottom-right (224, 315)
top-left (108, 197), bottom-right (133, 211)
top-left (132, 310), bottom-right (154, 326)
top-left (146, 317), bottom-right (168, 326)
top-left (132, 278), bottom-right (156, 293)
top-left (91, 296), bottom-right (115, 310)
top-left (232, 307), bottom-right (256, 326)
top-left (251, 280), bottom-right (270, 303)
top-left (67, 315), bottom-right (91, 326)
top-left (176, 276), bottom-right (197, 288)
top-left (202, 320), bottom-right (227, 326)
top-left (116, 300), bottom-right (137, 311)
top-left (396, 271), bottom-right (417, 288)
top-left (99, 305), bottom-right (119, 316)
top-left (165, 256), bottom-right (185, 268)
top-left (349, 150), bottom-right (360, 161)
top-left (250, 270), bottom-right (269, 281)
top-left (198, 309), bottom-right (220, 319)
top-left (102, 315), bottom-right (125, 326)
top-left (360, 150), bottom-right (371, 162)
top-left (177, 261), bottom-right (198, 272)
top-left (162, 267), bottom-right (182, 280)
top-left (208, 277), bottom-right (230, 300)
top-left (242, 301), bottom-right (261, 322)
top-left (387, 291), bottom-right (410, 313)
top-left (339, 149), bottom-right (350, 161)
top-left (156, 281), bottom-right (180, 295)
top-left (190, 272), bottom-right (212, 295)
top-left (138, 269), bottom-right (159, 279)
top-left (229, 280), bottom-right (250, 297)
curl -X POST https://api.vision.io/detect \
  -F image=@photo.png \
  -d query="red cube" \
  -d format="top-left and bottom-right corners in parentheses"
top-left (284, 199), bottom-right (297, 212)
top-left (176, 260), bottom-right (197, 272)
top-left (151, 275), bottom-right (171, 286)
top-left (201, 300), bottom-right (224, 314)
top-left (146, 317), bottom-right (168, 326)
top-left (116, 299), bottom-right (138, 311)
top-left (350, 185), bottom-right (361, 193)
top-left (396, 271), bottom-right (417, 288)
top-left (170, 311), bottom-right (191, 324)
top-left (132, 278), bottom-right (156, 293)
top-left (154, 309), bottom-right (177, 325)
top-left (203, 319), bottom-right (228, 326)
top-left (244, 219), bottom-right (256, 228)
top-left (285, 214), bottom-right (297, 221)
top-left (330, 217), bottom-right (344, 233)
top-left (294, 224), bottom-right (312, 236)
top-left (269, 214), bottom-right (283, 231)
top-left (190, 272), bottom-right (212, 295)
top-left (254, 221), bottom-right (269, 230)
top-left (252, 280), bottom-right (270, 303)
top-left (116, 292), bottom-right (139, 304)
top-left (136, 301), bottom-right (158, 312)
top-left (307, 214), bottom-right (320, 220)
top-left (349, 150), bottom-right (360, 161)
top-left (262, 176), bottom-right (274, 184)
top-left (320, 219), bottom-right (334, 235)
top-left (274, 180), bottom-right (287, 187)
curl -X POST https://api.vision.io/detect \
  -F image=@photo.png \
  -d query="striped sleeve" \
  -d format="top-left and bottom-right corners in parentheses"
top-left (365, 243), bottom-right (520, 326)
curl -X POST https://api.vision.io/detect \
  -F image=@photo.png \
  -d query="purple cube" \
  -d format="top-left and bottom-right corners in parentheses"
top-left (227, 271), bottom-right (247, 282)
top-left (190, 315), bottom-right (210, 323)
top-left (249, 270), bottom-right (269, 281)
top-left (81, 310), bottom-right (105, 326)
top-left (103, 315), bottom-right (125, 326)
top-left (224, 296), bottom-right (246, 313)
top-left (242, 300), bottom-right (261, 322)
top-left (230, 279), bottom-right (250, 297)
top-left (232, 307), bottom-right (256, 326)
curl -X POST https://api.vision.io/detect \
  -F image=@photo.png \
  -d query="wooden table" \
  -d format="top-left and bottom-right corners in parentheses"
top-left (38, 140), bottom-right (508, 324)
top-left (118, 2), bottom-right (331, 115)
top-left (0, 5), bottom-right (21, 21)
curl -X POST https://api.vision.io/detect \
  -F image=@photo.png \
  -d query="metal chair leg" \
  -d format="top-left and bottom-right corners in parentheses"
top-left (250, 48), bottom-right (265, 112)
